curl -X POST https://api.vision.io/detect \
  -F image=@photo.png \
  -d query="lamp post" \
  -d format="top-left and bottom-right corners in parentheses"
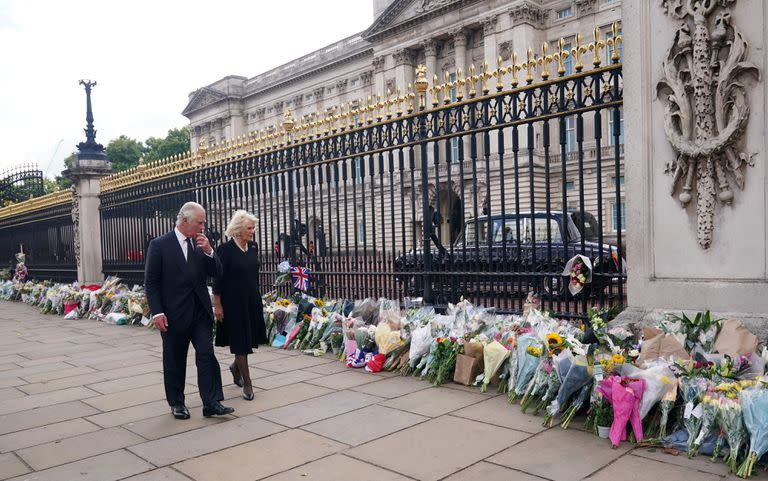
top-left (75, 80), bottom-right (108, 162)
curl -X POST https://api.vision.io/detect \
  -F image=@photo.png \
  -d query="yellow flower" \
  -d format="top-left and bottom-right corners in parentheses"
top-left (611, 353), bottom-right (625, 365)
top-left (546, 332), bottom-right (563, 347)
top-left (314, 299), bottom-right (325, 307)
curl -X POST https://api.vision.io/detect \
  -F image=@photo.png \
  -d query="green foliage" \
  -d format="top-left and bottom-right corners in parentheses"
top-left (106, 135), bottom-right (144, 172)
top-left (144, 127), bottom-right (190, 162)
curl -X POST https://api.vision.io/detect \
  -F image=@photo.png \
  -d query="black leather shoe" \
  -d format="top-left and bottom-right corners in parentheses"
top-left (229, 364), bottom-right (243, 388)
top-left (203, 401), bottom-right (234, 417)
top-left (171, 404), bottom-right (190, 420)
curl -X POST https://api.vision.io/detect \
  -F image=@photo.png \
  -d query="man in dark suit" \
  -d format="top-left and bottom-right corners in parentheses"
top-left (145, 202), bottom-right (234, 419)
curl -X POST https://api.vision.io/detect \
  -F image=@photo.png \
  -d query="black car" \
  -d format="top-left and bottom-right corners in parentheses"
top-left (394, 211), bottom-right (625, 302)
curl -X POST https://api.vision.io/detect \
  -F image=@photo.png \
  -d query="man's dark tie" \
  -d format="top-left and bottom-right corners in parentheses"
top-left (186, 238), bottom-right (195, 265)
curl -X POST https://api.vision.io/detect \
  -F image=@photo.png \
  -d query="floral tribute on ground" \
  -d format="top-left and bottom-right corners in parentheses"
top-left (5, 277), bottom-right (768, 477)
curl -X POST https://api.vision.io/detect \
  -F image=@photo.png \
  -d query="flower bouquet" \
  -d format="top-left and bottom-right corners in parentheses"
top-left (479, 340), bottom-right (510, 393)
top-left (736, 387), bottom-right (768, 478)
top-left (562, 254), bottom-right (592, 296)
top-left (720, 395), bottom-right (746, 472)
top-left (679, 375), bottom-right (711, 456)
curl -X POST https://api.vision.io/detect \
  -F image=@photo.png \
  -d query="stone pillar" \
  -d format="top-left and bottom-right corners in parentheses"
top-left (422, 39), bottom-right (438, 105)
top-left (393, 48), bottom-right (414, 93)
top-left (482, 15), bottom-right (498, 64)
top-left (67, 171), bottom-right (108, 284)
top-left (373, 55), bottom-right (386, 98)
top-left (453, 29), bottom-right (468, 81)
top-left (620, 0), bottom-right (768, 328)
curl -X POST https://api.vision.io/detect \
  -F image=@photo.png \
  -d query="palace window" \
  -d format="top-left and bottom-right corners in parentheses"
top-left (557, 7), bottom-right (573, 19)
top-left (563, 42), bottom-right (573, 75)
top-left (449, 72), bottom-right (459, 163)
top-left (565, 181), bottom-right (575, 191)
top-left (611, 201), bottom-right (626, 232)
top-left (565, 116), bottom-right (576, 152)
top-left (357, 220), bottom-right (366, 243)
top-left (608, 106), bottom-right (624, 146)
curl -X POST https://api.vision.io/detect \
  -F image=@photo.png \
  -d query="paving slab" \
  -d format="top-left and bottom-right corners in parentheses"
top-left (350, 375), bottom-right (432, 399)
top-left (442, 461), bottom-right (542, 481)
top-left (261, 453), bottom-right (412, 481)
top-left (0, 400), bottom-right (99, 435)
top-left (251, 369), bottom-right (324, 390)
top-left (173, 429), bottom-right (345, 481)
top-left (5, 449), bottom-right (153, 481)
top-left (227, 382), bottom-right (333, 417)
top-left (128, 414), bottom-right (284, 466)
top-left (0, 386), bottom-right (98, 415)
top-left (86, 398), bottom-right (203, 429)
top-left (487, 425), bottom-right (631, 481)
top-left (0, 453), bottom-right (29, 480)
top-left (17, 371), bottom-right (110, 395)
top-left (0, 418), bottom-right (100, 453)
top-left (257, 390), bottom-right (383, 428)
top-left (586, 453), bottom-right (722, 481)
top-left (380, 385), bottom-right (487, 417)
top-left (86, 372), bottom-right (165, 394)
top-left (15, 426), bottom-right (145, 470)
top-left (630, 449), bottom-right (731, 477)
top-left (452, 395), bottom-right (551, 434)
top-left (347, 415), bottom-right (529, 481)
top-left (304, 370), bottom-right (382, 390)
top-left (82, 383), bottom-right (197, 412)
top-left (124, 409), bottom-right (229, 440)
top-left (256, 355), bottom-right (334, 373)
top-left (121, 467), bottom-right (195, 481)
top-left (303, 404), bottom-right (428, 446)
top-left (0, 388), bottom-right (25, 402)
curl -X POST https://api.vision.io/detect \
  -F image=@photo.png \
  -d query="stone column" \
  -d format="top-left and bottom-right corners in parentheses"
top-left (393, 48), bottom-right (414, 94)
top-left (373, 55), bottom-right (386, 98)
top-left (65, 158), bottom-right (110, 285)
top-left (453, 29), bottom-right (468, 81)
top-left (619, 0), bottom-right (768, 328)
top-left (422, 39), bottom-right (438, 105)
top-left (482, 15), bottom-right (498, 64)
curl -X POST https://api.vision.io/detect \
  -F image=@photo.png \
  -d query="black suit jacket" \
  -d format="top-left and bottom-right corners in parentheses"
top-left (144, 231), bottom-right (222, 331)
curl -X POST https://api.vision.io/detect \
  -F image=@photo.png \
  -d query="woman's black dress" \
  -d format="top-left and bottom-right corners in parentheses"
top-left (213, 239), bottom-right (267, 354)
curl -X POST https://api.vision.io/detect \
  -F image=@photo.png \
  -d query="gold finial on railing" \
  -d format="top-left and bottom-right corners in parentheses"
top-left (198, 137), bottom-right (208, 155)
top-left (572, 33), bottom-right (588, 72)
top-left (282, 110), bottom-right (294, 144)
top-left (508, 51), bottom-right (521, 88)
top-left (539, 43), bottom-right (552, 81)
top-left (395, 86), bottom-right (403, 116)
top-left (431, 75), bottom-right (440, 107)
top-left (555, 38), bottom-right (569, 76)
top-left (443, 70), bottom-right (452, 104)
top-left (414, 64), bottom-right (429, 110)
top-left (468, 64), bottom-right (478, 98)
top-left (591, 27), bottom-right (605, 67)
top-left (136, 156), bottom-right (146, 171)
top-left (454, 68), bottom-right (464, 101)
top-left (607, 22), bottom-right (622, 63)
top-left (406, 83), bottom-right (415, 114)
top-left (375, 94), bottom-right (383, 121)
top-left (494, 57), bottom-right (504, 92)
top-left (525, 49), bottom-right (536, 84)
top-left (481, 61), bottom-right (491, 95)
top-left (385, 89), bottom-right (393, 118)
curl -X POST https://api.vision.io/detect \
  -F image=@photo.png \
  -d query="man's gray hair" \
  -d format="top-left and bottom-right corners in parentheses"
top-left (225, 210), bottom-right (257, 238)
top-left (176, 202), bottom-right (205, 226)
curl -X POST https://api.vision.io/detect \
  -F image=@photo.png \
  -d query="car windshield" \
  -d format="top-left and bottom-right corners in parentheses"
top-left (461, 216), bottom-right (563, 245)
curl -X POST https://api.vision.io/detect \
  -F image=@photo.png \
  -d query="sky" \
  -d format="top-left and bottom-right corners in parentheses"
top-left (0, 0), bottom-right (374, 178)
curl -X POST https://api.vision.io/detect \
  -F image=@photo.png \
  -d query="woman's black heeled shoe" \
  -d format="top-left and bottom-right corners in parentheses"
top-left (243, 389), bottom-right (254, 401)
top-left (229, 364), bottom-right (243, 388)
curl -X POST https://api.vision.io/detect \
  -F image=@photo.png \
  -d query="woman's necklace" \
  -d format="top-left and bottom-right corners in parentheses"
top-left (234, 239), bottom-right (248, 252)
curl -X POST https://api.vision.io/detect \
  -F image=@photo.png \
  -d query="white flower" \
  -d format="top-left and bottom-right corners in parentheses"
top-left (277, 260), bottom-right (292, 273)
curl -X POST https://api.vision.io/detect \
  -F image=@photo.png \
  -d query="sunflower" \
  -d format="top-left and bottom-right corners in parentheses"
top-left (611, 353), bottom-right (625, 365)
top-left (314, 299), bottom-right (325, 307)
top-left (546, 332), bottom-right (563, 347)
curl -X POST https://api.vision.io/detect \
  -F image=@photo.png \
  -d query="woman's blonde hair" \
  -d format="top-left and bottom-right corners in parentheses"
top-left (225, 210), bottom-right (257, 239)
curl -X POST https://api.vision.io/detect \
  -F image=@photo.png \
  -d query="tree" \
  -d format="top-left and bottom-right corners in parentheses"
top-left (144, 127), bottom-right (190, 162)
top-left (105, 135), bottom-right (145, 173)
top-left (54, 153), bottom-right (75, 190)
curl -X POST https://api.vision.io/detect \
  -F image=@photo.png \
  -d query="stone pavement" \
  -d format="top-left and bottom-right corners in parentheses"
top-left (0, 301), bottom-right (765, 481)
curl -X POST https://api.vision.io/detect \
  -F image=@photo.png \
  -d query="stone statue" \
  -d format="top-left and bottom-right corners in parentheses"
top-left (657, 0), bottom-right (759, 248)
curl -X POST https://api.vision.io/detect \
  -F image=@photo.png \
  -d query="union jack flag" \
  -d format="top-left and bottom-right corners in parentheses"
top-left (290, 265), bottom-right (310, 292)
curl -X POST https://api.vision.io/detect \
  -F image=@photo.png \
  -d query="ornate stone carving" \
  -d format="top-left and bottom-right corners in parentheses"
top-left (509, 1), bottom-right (549, 28)
top-left (392, 48), bottom-right (415, 66)
top-left (336, 79), bottom-right (348, 94)
top-left (415, 0), bottom-right (453, 14)
top-left (372, 55), bottom-right (386, 72)
top-left (292, 94), bottom-right (303, 107)
top-left (421, 39), bottom-right (438, 57)
top-left (70, 185), bottom-right (80, 267)
top-left (451, 28), bottom-right (469, 49)
top-left (386, 78), bottom-right (396, 92)
top-left (255, 108), bottom-right (266, 120)
top-left (499, 41), bottom-right (512, 59)
top-left (657, 0), bottom-right (759, 249)
top-left (313, 87), bottom-right (325, 100)
top-left (360, 70), bottom-right (374, 86)
top-left (574, 0), bottom-right (597, 16)
top-left (482, 15), bottom-right (498, 36)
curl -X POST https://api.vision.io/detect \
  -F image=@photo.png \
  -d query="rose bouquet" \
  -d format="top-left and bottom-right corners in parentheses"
top-left (562, 254), bottom-right (592, 296)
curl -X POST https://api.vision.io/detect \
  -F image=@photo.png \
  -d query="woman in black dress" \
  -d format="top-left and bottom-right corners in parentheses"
top-left (213, 210), bottom-right (267, 400)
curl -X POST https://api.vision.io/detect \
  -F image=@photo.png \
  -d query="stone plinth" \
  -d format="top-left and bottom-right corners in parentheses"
top-left (620, 0), bottom-right (768, 330)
